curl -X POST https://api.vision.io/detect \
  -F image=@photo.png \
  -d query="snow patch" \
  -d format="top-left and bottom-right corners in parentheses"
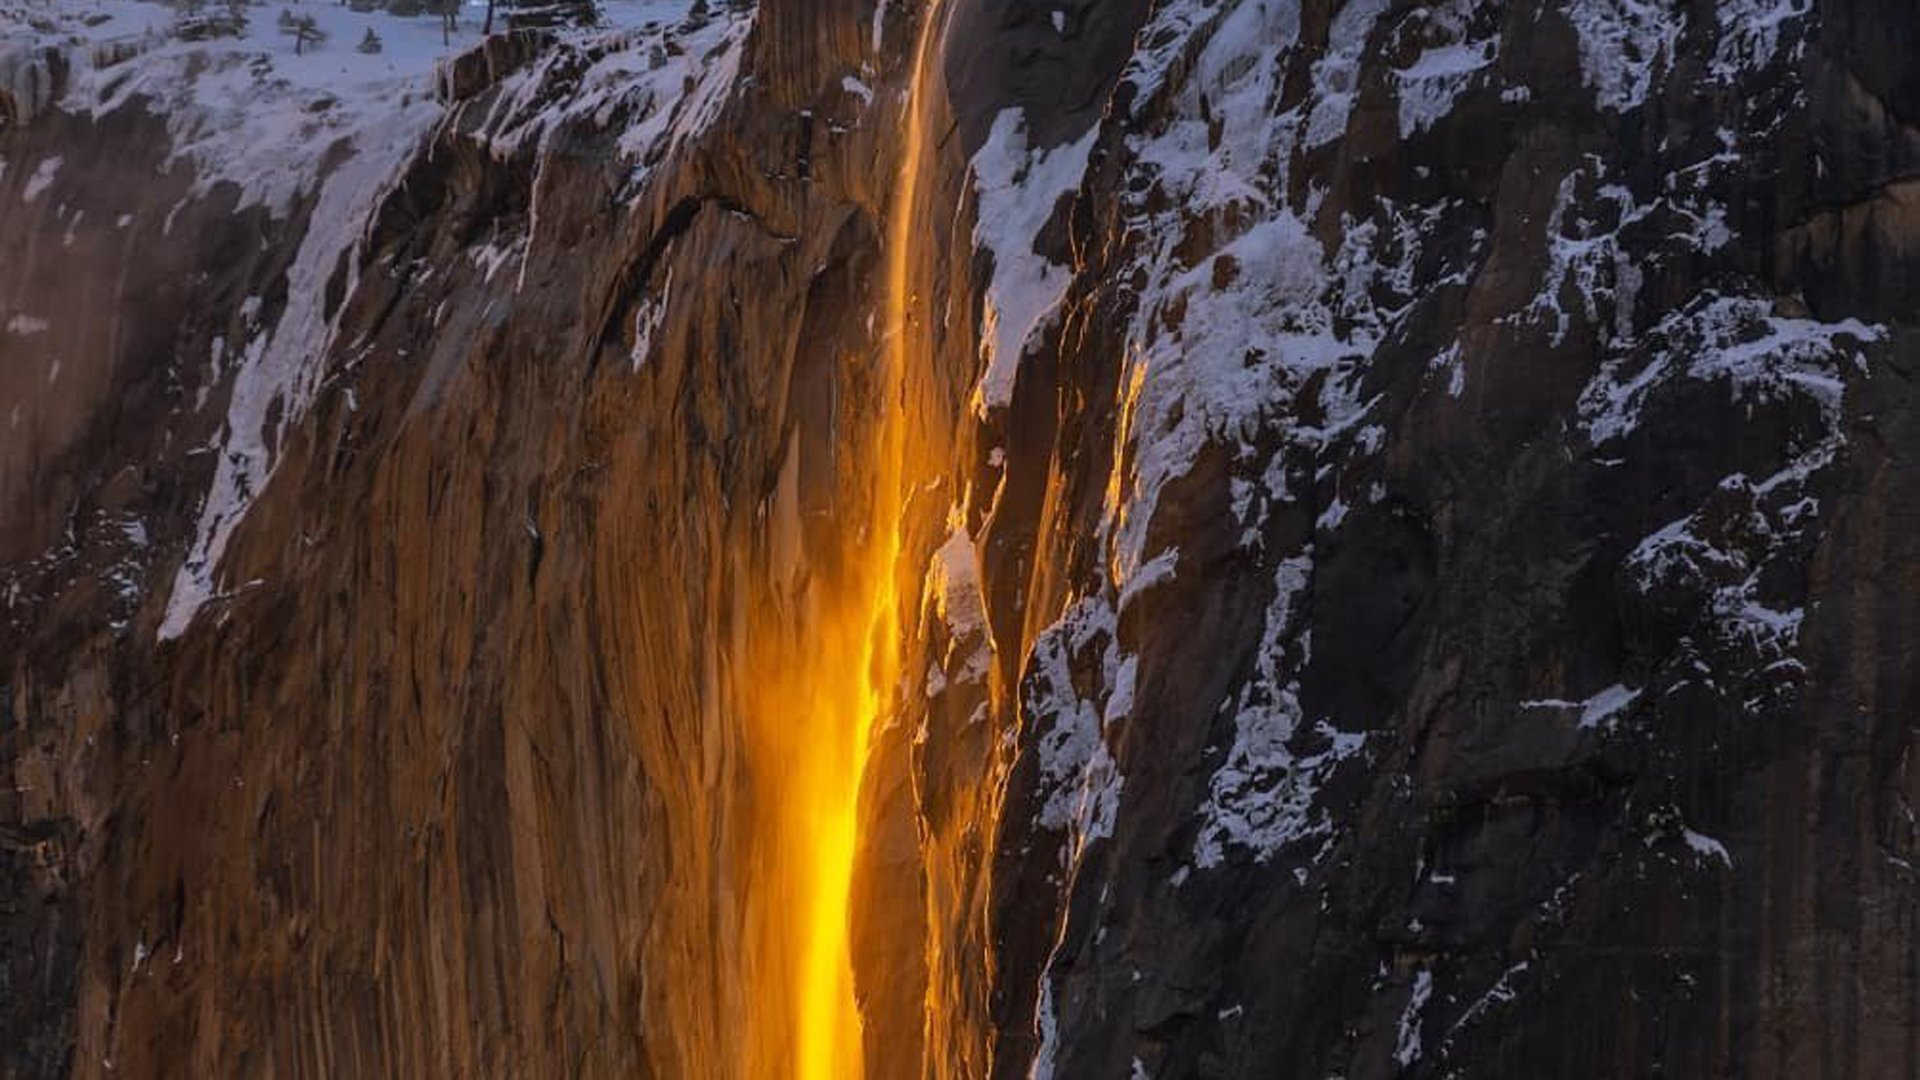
top-left (1581, 294), bottom-right (1882, 446)
top-left (1394, 969), bottom-right (1433, 1067)
top-left (1711, 0), bottom-right (1812, 81)
top-left (158, 97), bottom-right (438, 640)
top-left (1027, 598), bottom-right (1124, 844)
top-left (969, 109), bottom-right (1095, 416)
top-left (21, 154), bottom-right (59, 202)
top-left (1564, 0), bottom-right (1683, 112)
top-left (27, 1), bottom-right (464, 214)
top-left (1522, 683), bottom-right (1641, 730)
top-left (1684, 827), bottom-right (1733, 867)
top-left (1195, 556), bottom-right (1367, 868)
top-left (1396, 40), bottom-right (1494, 136)
top-left (923, 524), bottom-right (995, 691)
top-left (630, 265), bottom-right (672, 371)
top-left (1304, 0), bottom-right (1388, 148)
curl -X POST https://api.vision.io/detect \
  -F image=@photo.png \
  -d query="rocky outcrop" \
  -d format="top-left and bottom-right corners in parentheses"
top-left (962, 2), bottom-right (1920, 1077)
top-left (5, 0), bottom-right (1920, 1078)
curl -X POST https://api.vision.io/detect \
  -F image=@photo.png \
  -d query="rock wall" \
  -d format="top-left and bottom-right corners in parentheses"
top-left (4, 1), bottom-right (1920, 1078)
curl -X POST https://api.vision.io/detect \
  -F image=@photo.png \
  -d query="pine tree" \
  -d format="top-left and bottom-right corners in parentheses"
top-left (425, 0), bottom-right (458, 46)
top-left (281, 12), bottom-right (325, 54)
top-left (356, 26), bottom-right (382, 53)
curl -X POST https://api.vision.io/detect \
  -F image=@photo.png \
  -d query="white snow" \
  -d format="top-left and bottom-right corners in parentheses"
top-left (629, 264), bottom-right (671, 370)
top-left (1581, 293), bottom-right (1883, 446)
top-left (1522, 683), bottom-right (1641, 730)
top-left (5, 313), bottom-right (49, 335)
top-left (923, 524), bottom-right (995, 690)
top-left (1564, 0), bottom-right (1683, 112)
top-left (870, 0), bottom-right (889, 57)
top-left (968, 108), bottom-right (1095, 416)
top-left (35, 0), bottom-right (728, 640)
top-left (1396, 39), bottom-right (1494, 137)
top-left (1439, 960), bottom-right (1529, 1056)
top-left (0, 34), bottom-right (61, 124)
top-left (1526, 167), bottom-right (1649, 348)
top-left (1626, 447), bottom-right (1830, 666)
top-left (1303, 0), bottom-right (1387, 148)
top-left (1195, 556), bottom-right (1367, 868)
top-left (1711, 0), bottom-right (1812, 81)
top-left (926, 526), bottom-right (987, 639)
top-left (159, 91), bottom-right (435, 640)
top-left (16, 1), bottom-right (461, 213)
top-left (20, 153), bottom-right (59, 201)
top-left (1030, 969), bottom-right (1062, 1080)
top-left (1578, 683), bottom-right (1639, 729)
top-left (468, 238), bottom-right (521, 284)
top-left (1068, 0), bottom-right (1455, 871)
top-left (1394, 969), bottom-right (1433, 1067)
top-left (458, 2), bottom-right (743, 189)
top-left (1026, 598), bottom-right (1123, 844)
top-left (1683, 827), bottom-right (1733, 867)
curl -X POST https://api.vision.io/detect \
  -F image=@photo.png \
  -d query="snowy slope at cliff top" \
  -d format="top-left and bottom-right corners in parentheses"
top-left (1, 0), bottom-right (698, 210)
top-left (0, 1), bottom-right (714, 641)
top-left (140, 0), bottom-right (729, 642)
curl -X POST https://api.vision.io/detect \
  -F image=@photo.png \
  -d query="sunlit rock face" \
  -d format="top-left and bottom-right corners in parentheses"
top-left (6, 1), bottom-right (1920, 1078)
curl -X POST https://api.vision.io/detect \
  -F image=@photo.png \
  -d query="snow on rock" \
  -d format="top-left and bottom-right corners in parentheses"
top-left (1711, 0), bottom-right (1813, 82)
top-left (1683, 827), bottom-right (1733, 867)
top-left (1575, 683), bottom-right (1639, 729)
top-left (926, 525), bottom-right (989, 642)
top-left (1645, 808), bottom-right (1737, 868)
top-left (1392, 1), bottom-right (1497, 138)
top-left (1030, 968), bottom-right (1064, 1080)
top-left (1025, 597), bottom-right (1124, 846)
top-left (1395, 38), bottom-right (1494, 137)
top-left (1521, 683), bottom-right (1642, 731)
top-left (1581, 293), bottom-right (1883, 446)
top-left (967, 108), bottom-right (1095, 416)
top-left (14, 0), bottom-right (469, 213)
top-left (1394, 968), bottom-right (1433, 1068)
top-left (462, 3), bottom-right (743, 186)
top-left (1303, 0), bottom-right (1387, 148)
top-left (91, 0), bottom-right (718, 640)
top-left (20, 152), bottom-right (58, 201)
top-left (1627, 492), bottom-right (1814, 663)
top-left (1525, 164), bottom-right (1649, 348)
top-left (1047, 0), bottom-right (1466, 872)
top-left (1437, 960), bottom-right (1531, 1058)
top-left (0, 37), bottom-right (61, 126)
top-left (629, 264), bottom-right (671, 370)
top-left (1615, 299), bottom-right (1848, 679)
top-left (1563, 0), bottom-right (1682, 113)
top-left (1194, 556), bottom-right (1367, 868)
top-left (5, 312), bottom-right (49, 335)
top-left (159, 94), bottom-right (436, 640)
top-left (923, 523), bottom-right (995, 690)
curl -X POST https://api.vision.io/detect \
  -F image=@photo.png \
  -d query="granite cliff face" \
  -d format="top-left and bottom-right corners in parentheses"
top-left (5, 0), bottom-right (1920, 1077)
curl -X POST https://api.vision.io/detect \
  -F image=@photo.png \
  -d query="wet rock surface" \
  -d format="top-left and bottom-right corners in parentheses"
top-left (4, 1), bottom-right (1920, 1077)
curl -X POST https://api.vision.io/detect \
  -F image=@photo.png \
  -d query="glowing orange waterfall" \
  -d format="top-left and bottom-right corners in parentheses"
top-left (746, 4), bottom-right (950, 1078)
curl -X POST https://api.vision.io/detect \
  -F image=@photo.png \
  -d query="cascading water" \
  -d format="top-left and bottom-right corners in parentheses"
top-left (748, 3), bottom-right (954, 1076)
